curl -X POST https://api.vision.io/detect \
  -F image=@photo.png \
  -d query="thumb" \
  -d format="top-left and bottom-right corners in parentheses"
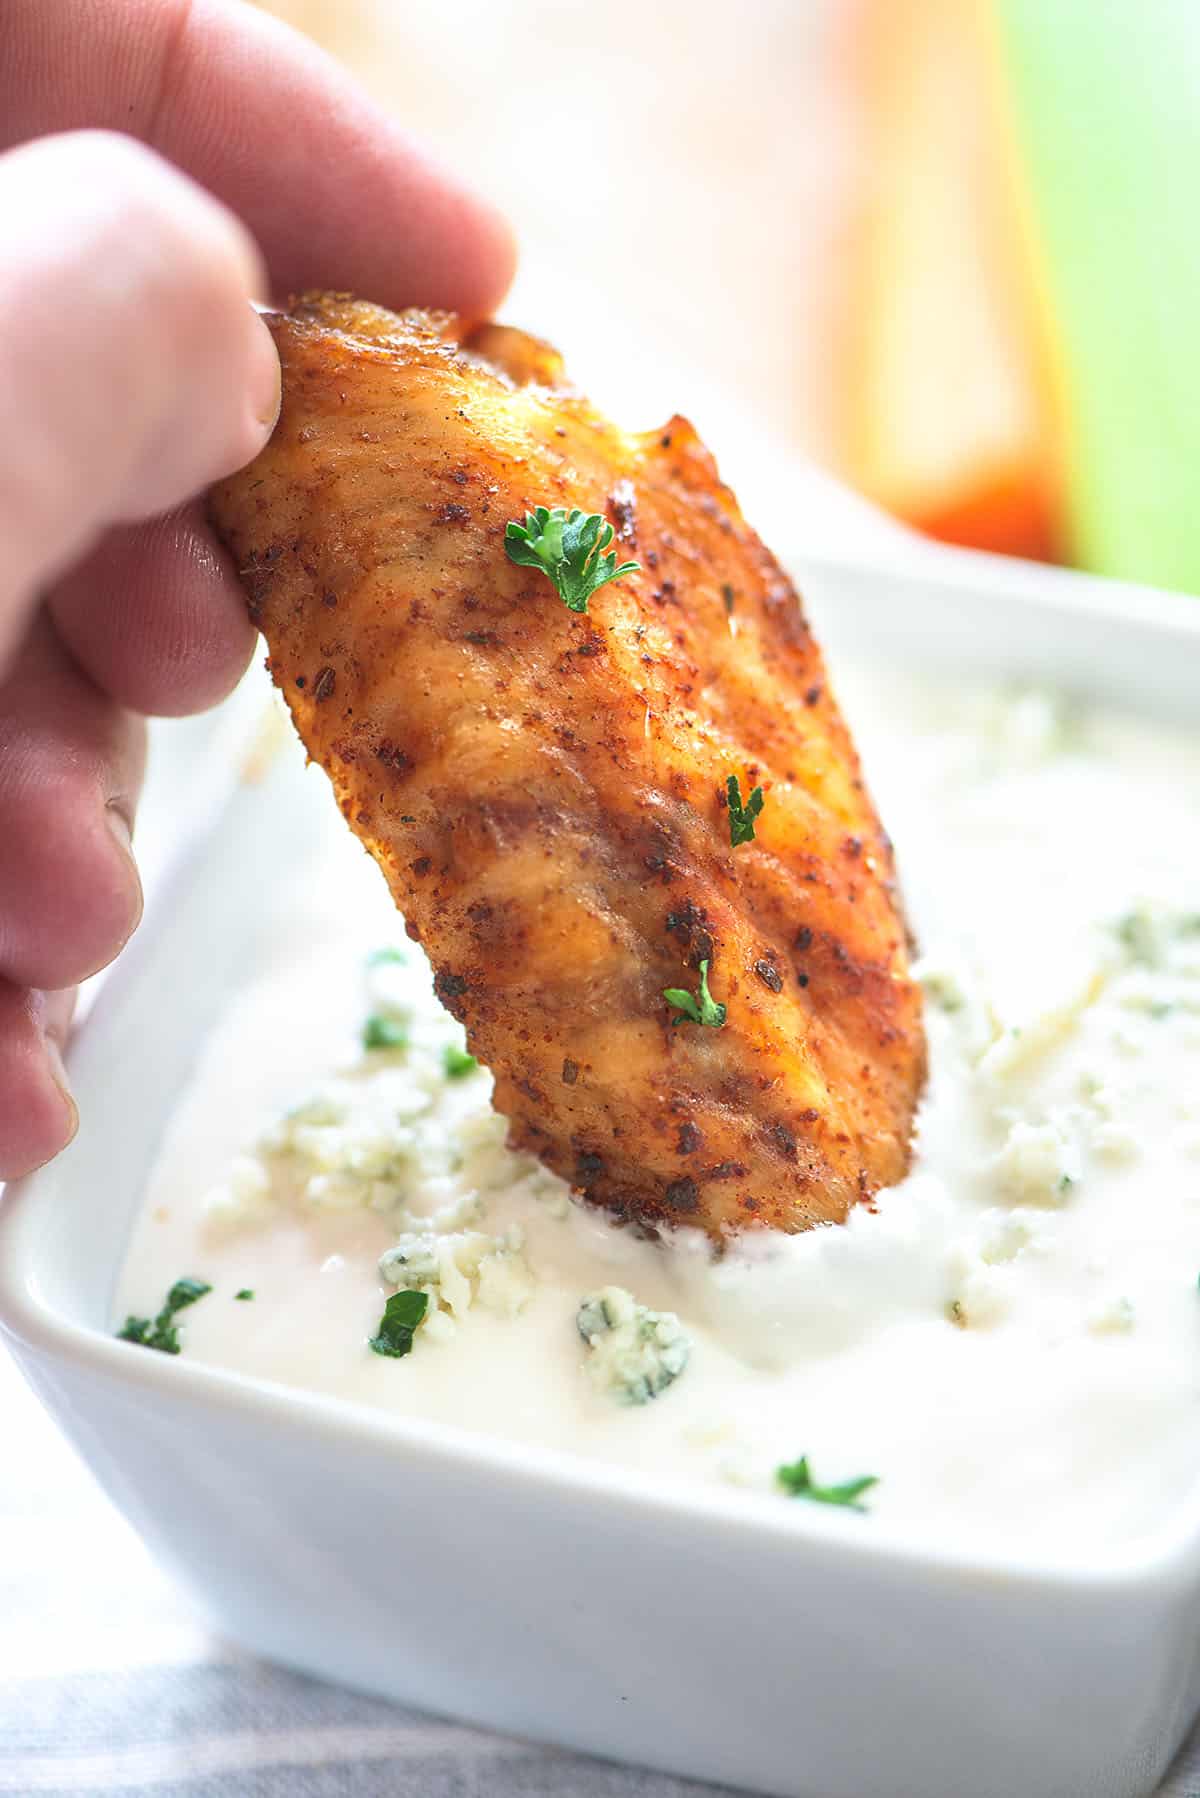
top-left (0, 129), bottom-right (280, 670)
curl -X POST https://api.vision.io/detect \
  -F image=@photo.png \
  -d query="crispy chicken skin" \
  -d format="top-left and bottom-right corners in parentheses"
top-left (209, 295), bottom-right (925, 1238)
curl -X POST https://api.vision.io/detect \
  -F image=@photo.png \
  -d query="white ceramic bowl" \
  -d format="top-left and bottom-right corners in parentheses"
top-left (3, 549), bottom-right (1200, 1798)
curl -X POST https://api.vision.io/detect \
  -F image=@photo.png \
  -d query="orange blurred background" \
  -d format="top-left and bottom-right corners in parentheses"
top-left (249, 0), bottom-right (1200, 588)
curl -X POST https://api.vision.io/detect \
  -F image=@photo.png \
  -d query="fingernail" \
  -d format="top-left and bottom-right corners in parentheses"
top-left (106, 803), bottom-right (144, 939)
top-left (43, 1036), bottom-right (79, 1146)
top-left (105, 801), bottom-right (133, 853)
top-left (233, 235), bottom-right (272, 310)
top-left (248, 307), bottom-right (282, 432)
top-left (40, 989), bottom-right (79, 1150)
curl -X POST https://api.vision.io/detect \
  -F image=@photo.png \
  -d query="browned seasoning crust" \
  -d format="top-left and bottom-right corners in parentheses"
top-left (209, 294), bottom-right (926, 1239)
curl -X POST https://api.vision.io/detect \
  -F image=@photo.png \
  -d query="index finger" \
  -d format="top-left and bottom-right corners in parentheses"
top-left (1, 0), bottom-right (516, 319)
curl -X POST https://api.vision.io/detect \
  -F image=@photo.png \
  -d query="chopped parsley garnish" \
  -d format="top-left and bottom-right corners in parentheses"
top-left (235, 1289), bottom-right (255, 1301)
top-left (726, 773), bottom-right (764, 846)
top-left (663, 958), bottom-right (726, 1028)
top-left (443, 1044), bottom-right (478, 1079)
top-left (368, 1289), bottom-right (428, 1358)
top-left (504, 505), bottom-right (639, 614)
top-left (367, 946), bottom-right (407, 967)
top-left (776, 1455), bottom-right (878, 1512)
top-left (363, 1013), bottom-right (409, 1052)
top-left (117, 1277), bottom-right (213, 1355)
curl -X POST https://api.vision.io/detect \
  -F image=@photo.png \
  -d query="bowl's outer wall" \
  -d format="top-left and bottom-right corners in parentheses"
top-left (5, 1330), bottom-right (1200, 1798)
top-left (6, 552), bottom-right (1200, 1798)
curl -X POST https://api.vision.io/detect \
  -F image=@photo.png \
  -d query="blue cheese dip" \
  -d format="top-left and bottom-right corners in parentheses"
top-left (115, 671), bottom-right (1200, 1556)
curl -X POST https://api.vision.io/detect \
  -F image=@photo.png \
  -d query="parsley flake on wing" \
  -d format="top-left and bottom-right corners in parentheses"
top-left (776, 1455), bottom-right (878, 1512)
top-left (117, 1276), bottom-right (213, 1355)
top-left (505, 505), bottom-right (639, 613)
top-left (663, 958), bottom-right (726, 1028)
top-left (726, 774), bottom-right (765, 846)
top-left (368, 1289), bottom-right (429, 1358)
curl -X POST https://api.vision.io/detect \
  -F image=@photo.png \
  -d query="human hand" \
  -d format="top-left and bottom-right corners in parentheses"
top-left (0, 0), bottom-right (515, 1178)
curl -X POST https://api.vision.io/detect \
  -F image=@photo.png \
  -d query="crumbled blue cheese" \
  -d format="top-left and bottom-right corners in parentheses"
top-left (576, 1286), bottom-right (691, 1405)
top-left (978, 1208), bottom-right (1047, 1265)
top-left (204, 948), bottom-right (575, 1234)
top-left (475, 1244), bottom-right (538, 1316)
top-left (1087, 1294), bottom-right (1137, 1335)
top-left (1113, 904), bottom-right (1179, 970)
top-left (975, 969), bottom-right (1107, 1084)
top-left (945, 1268), bottom-right (1009, 1330)
top-left (911, 952), bottom-right (998, 1061)
top-left (202, 949), bottom-right (562, 1347)
top-left (377, 1232), bottom-right (453, 1289)
top-left (1077, 1074), bottom-right (1139, 1162)
top-left (944, 1210), bottom-right (1050, 1329)
top-left (378, 1219), bottom-right (534, 1326)
top-left (252, 1068), bottom-right (441, 1213)
top-left (1109, 901), bottom-right (1200, 972)
top-left (912, 956), bottom-right (968, 1015)
top-left (977, 686), bottom-right (1080, 764)
top-left (994, 1117), bottom-right (1081, 1205)
top-left (1115, 975), bottom-right (1185, 1020)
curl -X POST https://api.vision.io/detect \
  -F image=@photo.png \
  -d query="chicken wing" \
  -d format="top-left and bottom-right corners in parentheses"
top-left (209, 295), bottom-right (925, 1238)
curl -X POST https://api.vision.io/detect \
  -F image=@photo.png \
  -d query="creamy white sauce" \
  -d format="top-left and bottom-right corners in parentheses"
top-left (116, 672), bottom-right (1200, 1554)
